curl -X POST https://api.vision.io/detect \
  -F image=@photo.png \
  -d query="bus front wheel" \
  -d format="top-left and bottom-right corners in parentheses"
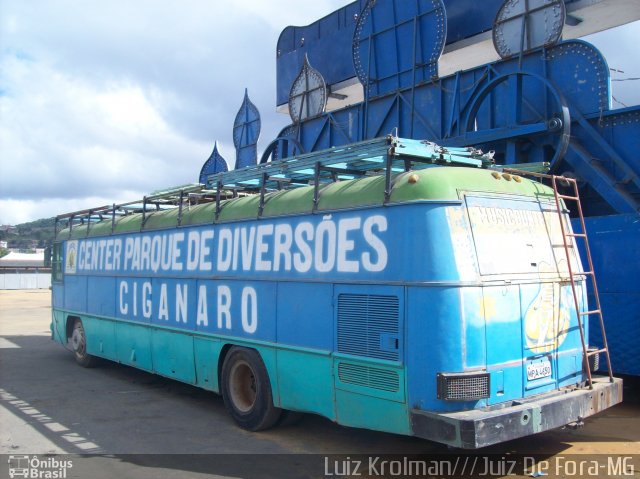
top-left (70, 319), bottom-right (97, 368)
top-left (221, 347), bottom-right (281, 431)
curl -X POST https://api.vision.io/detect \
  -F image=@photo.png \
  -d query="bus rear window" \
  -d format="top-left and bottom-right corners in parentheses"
top-left (465, 194), bottom-right (572, 277)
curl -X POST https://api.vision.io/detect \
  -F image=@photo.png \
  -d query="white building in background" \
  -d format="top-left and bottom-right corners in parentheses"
top-left (0, 251), bottom-right (51, 290)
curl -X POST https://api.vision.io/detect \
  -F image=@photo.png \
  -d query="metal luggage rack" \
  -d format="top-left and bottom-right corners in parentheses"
top-left (54, 184), bottom-right (221, 237)
top-left (55, 135), bottom-right (496, 237)
top-left (206, 135), bottom-right (495, 217)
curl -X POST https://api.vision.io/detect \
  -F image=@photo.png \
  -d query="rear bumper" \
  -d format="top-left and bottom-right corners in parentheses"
top-left (410, 376), bottom-right (623, 449)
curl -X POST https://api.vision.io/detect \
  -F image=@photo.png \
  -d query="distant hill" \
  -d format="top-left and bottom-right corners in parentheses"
top-left (0, 217), bottom-right (56, 252)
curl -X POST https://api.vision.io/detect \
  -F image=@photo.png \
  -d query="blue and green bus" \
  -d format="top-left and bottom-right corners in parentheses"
top-left (50, 137), bottom-right (621, 448)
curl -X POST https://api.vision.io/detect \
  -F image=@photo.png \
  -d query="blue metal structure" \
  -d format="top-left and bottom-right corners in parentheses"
top-left (492, 0), bottom-right (566, 59)
top-left (233, 89), bottom-right (261, 169)
top-left (353, 0), bottom-right (447, 98)
top-left (275, 0), bottom-right (586, 106)
top-left (268, 0), bottom-right (640, 375)
top-left (199, 142), bottom-right (228, 184)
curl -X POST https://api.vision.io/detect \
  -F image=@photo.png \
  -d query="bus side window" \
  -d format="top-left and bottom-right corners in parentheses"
top-left (52, 243), bottom-right (63, 282)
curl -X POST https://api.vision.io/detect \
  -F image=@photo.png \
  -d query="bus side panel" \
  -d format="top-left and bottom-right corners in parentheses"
top-left (334, 388), bottom-right (411, 435)
top-left (52, 283), bottom-right (64, 310)
top-left (116, 278), bottom-right (154, 325)
top-left (51, 309), bottom-right (66, 343)
top-left (87, 276), bottom-right (116, 318)
top-left (193, 280), bottom-right (277, 343)
top-left (332, 284), bottom-right (408, 433)
top-left (115, 321), bottom-right (153, 371)
top-left (194, 337), bottom-right (223, 392)
top-left (276, 283), bottom-right (333, 350)
top-left (64, 275), bottom-right (87, 313)
top-left (277, 349), bottom-right (335, 418)
top-left (150, 278), bottom-right (197, 329)
top-left (151, 328), bottom-right (196, 384)
top-left (84, 316), bottom-right (117, 360)
top-left (276, 282), bottom-right (335, 418)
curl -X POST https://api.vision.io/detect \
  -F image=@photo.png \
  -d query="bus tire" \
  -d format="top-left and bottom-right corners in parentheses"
top-left (70, 318), bottom-right (97, 368)
top-left (221, 347), bottom-right (281, 431)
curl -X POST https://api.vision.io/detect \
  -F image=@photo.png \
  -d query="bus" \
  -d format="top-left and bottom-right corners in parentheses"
top-left (49, 136), bottom-right (622, 448)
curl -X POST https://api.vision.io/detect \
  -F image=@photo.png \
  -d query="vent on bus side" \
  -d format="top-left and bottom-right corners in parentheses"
top-left (338, 363), bottom-right (400, 392)
top-left (337, 294), bottom-right (400, 361)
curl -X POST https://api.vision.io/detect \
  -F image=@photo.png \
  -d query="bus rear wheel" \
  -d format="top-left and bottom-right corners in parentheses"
top-left (221, 347), bottom-right (281, 431)
top-left (70, 319), bottom-right (97, 368)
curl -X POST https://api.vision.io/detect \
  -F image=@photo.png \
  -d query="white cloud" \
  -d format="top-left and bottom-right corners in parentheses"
top-left (0, 195), bottom-right (140, 226)
top-left (0, 0), bottom-right (346, 225)
top-left (585, 21), bottom-right (640, 108)
top-left (0, 2), bottom-right (638, 226)
top-left (0, 57), bottom-right (207, 203)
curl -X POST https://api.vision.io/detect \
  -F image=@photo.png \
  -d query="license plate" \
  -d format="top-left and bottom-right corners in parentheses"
top-left (527, 359), bottom-right (552, 380)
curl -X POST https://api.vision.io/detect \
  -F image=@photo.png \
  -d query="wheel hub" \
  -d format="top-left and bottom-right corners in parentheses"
top-left (71, 325), bottom-right (85, 354)
top-left (229, 360), bottom-right (257, 413)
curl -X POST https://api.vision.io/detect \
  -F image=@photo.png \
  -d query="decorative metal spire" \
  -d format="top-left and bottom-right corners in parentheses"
top-left (233, 89), bottom-right (261, 169)
top-left (288, 54), bottom-right (327, 123)
top-left (199, 141), bottom-right (228, 184)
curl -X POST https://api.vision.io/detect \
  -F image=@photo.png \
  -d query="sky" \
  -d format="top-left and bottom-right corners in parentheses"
top-left (0, 1), bottom-right (638, 225)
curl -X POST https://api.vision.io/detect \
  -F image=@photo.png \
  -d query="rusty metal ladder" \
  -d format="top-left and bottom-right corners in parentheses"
top-left (550, 175), bottom-right (614, 388)
top-left (504, 169), bottom-right (614, 388)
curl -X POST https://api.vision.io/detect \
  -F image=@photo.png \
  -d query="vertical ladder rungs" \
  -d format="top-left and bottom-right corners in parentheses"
top-left (551, 174), bottom-right (614, 387)
top-left (557, 194), bottom-right (579, 201)
top-left (587, 348), bottom-right (608, 356)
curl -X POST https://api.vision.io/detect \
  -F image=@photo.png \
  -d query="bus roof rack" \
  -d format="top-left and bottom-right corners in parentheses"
top-left (205, 135), bottom-right (494, 194)
top-left (55, 135), bottom-right (496, 237)
top-left (204, 135), bottom-right (495, 218)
